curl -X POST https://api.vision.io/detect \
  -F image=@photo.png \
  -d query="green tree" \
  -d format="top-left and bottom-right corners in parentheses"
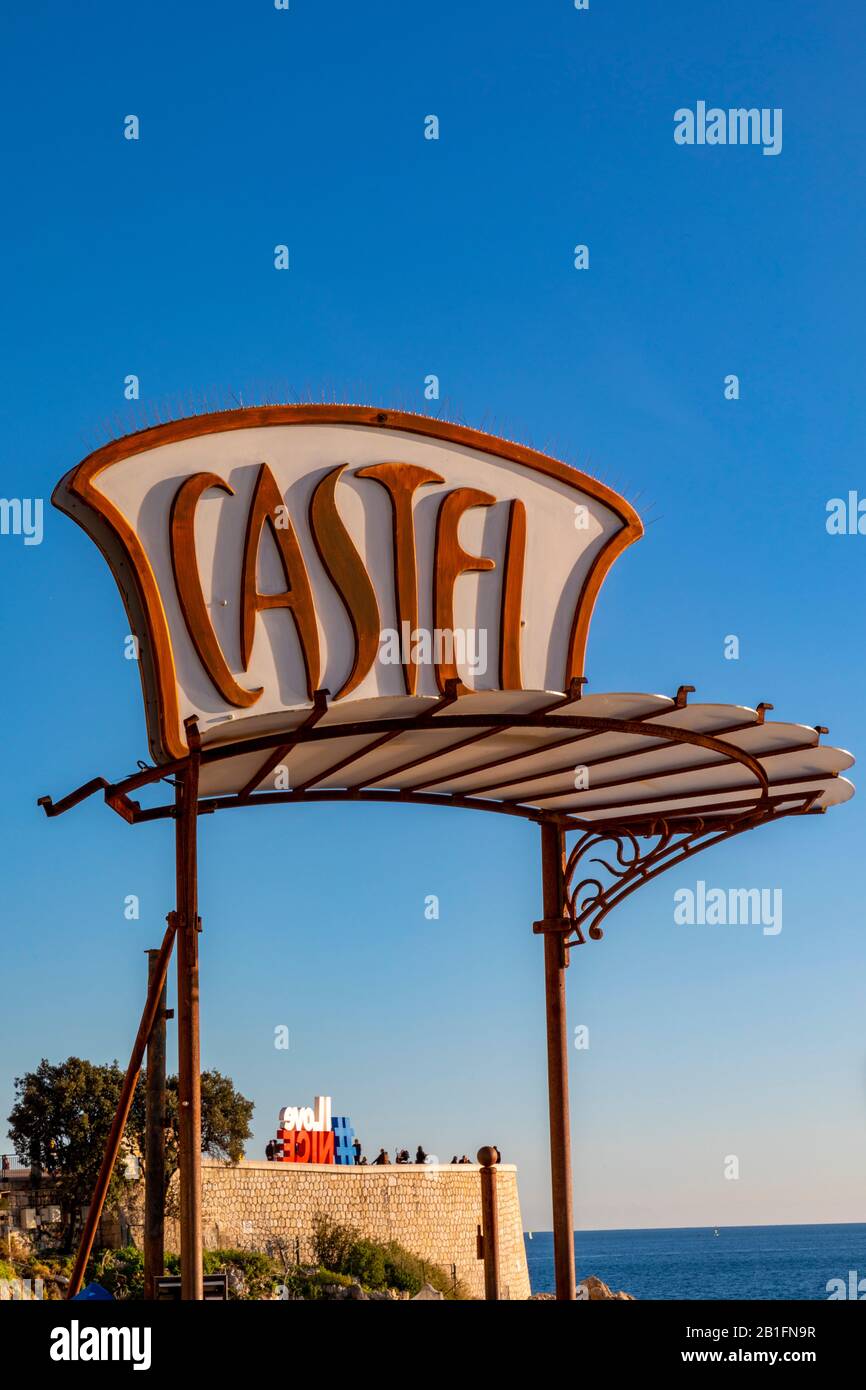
top-left (7, 1057), bottom-right (143, 1249)
top-left (132, 1069), bottom-right (254, 1189)
top-left (7, 1058), bottom-right (253, 1250)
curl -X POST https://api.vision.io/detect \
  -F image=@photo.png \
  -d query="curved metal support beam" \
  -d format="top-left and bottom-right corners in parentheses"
top-left (38, 705), bottom-right (786, 823)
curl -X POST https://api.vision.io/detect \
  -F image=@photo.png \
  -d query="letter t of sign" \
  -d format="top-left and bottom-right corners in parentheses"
top-left (356, 462), bottom-right (444, 694)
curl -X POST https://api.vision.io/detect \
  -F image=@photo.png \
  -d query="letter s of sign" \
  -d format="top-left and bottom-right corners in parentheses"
top-left (309, 464), bottom-right (380, 698)
top-left (170, 474), bottom-right (263, 707)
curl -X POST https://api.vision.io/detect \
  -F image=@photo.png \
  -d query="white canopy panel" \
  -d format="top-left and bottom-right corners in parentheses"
top-left (193, 690), bottom-right (854, 827)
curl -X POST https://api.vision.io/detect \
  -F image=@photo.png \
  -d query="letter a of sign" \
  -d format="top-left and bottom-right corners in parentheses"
top-left (241, 464), bottom-right (321, 697)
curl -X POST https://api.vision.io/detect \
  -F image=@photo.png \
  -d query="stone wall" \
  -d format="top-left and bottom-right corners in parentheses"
top-left (122, 1160), bottom-right (531, 1300)
top-left (4, 1161), bottom-right (532, 1299)
top-left (0, 1173), bottom-right (56, 1230)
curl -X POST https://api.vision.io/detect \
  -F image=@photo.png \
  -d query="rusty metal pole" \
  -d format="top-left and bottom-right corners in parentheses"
top-left (176, 717), bottom-right (203, 1301)
top-left (477, 1146), bottom-right (501, 1299)
top-left (66, 917), bottom-right (177, 1298)
top-left (143, 947), bottom-right (170, 1300)
top-left (540, 820), bottom-right (576, 1301)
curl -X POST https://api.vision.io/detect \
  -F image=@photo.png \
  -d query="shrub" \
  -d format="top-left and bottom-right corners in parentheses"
top-left (311, 1213), bottom-right (359, 1272)
top-left (344, 1237), bottom-right (386, 1289)
top-left (281, 1266), bottom-right (356, 1300)
top-left (83, 1246), bottom-right (282, 1300)
top-left (384, 1240), bottom-right (468, 1298)
top-left (0, 1250), bottom-right (74, 1300)
top-left (309, 1215), bottom-right (467, 1299)
top-left (74, 1225), bottom-right (468, 1301)
top-left (202, 1248), bottom-right (283, 1300)
top-left (89, 1246), bottom-right (144, 1300)
top-left (381, 1241), bottom-right (425, 1295)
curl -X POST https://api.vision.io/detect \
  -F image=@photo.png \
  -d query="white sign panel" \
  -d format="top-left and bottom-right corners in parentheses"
top-left (53, 406), bottom-right (642, 763)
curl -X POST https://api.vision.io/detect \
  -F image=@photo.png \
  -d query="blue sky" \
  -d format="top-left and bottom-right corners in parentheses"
top-left (1, 1), bottom-right (864, 1232)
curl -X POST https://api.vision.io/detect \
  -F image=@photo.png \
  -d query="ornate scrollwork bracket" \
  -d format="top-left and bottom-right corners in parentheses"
top-left (533, 795), bottom-right (819, 965)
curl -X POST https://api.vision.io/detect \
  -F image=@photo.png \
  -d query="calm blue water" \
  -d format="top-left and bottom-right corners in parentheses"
top-left (524, 1225), bottom-right (866, 1299)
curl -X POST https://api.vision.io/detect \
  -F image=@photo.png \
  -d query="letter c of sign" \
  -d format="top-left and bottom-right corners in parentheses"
top-left (170, 473), bottom-right (263, 708)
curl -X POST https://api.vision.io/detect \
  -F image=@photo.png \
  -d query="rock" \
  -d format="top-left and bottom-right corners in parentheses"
top-left (528, 1276), bottom-right (635, 1301)
top-left (411, 1282), bottom-right (445, 1300)
top-left (577, 1275), bottom-right (635, 1301)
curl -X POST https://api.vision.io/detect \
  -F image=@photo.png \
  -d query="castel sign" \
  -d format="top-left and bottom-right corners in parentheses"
top-left (44, 403), bottom-right (854, 1302)
top-left (52, 405), bottom-right (641, 775)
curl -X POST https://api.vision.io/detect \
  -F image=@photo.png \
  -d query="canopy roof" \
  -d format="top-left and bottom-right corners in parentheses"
top-left (42, 687), bottom-right (853, 831)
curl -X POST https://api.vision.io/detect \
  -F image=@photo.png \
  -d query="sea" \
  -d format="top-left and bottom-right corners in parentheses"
top-left (523, 1224), bottom-right (866, 1300)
